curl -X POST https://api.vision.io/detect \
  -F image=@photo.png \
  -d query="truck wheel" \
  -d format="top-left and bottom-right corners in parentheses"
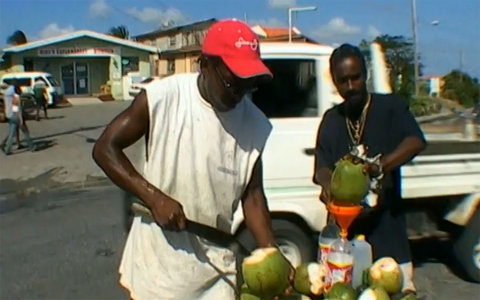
top-left (452, 208), bottom-right (480, 282)
top-left (237, 219), bottom-right (315, 267)
top-left (272, 219), bottom-right (315, 267)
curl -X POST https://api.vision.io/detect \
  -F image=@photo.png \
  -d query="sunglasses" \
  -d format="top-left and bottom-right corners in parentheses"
top-left (214, 66), bottom-right (257, 95)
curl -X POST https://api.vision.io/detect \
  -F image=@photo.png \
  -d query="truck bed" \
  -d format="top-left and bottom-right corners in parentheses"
top-left (401, 140), bottom-right (480, 199)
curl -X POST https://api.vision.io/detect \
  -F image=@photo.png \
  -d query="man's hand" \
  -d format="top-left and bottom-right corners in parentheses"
top-left (319, 184), bottom-right (331, 205)
top-left (363, 161), bottom-right (382, 179)
top-left (273, 252), bottom-right (296, 300)
top-left (148, 193), bottom-right (186, 231)
top-left (314, 167), bottom-right (333, 205)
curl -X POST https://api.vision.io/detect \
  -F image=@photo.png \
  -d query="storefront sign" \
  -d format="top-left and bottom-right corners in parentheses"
top-left (38, 47), bottom-right (117, 57)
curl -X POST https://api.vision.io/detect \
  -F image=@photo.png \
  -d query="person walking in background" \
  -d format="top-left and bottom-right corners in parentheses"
top-left (33, 77), bottom-right (48, 120)
top-left (93, 19), bottom-right (293, 300)
top-left (2, 84), bottom-right (36, 155)
top-left (313, 44), bottom-right (426, 296)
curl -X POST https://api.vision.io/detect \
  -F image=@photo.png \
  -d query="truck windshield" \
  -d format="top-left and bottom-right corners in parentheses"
top-left (46, 76), bottom-right (61, 87)
top-left (4, 78), bottom-right (31, 87)
top-left (251, 59), bottom-right (317, 118)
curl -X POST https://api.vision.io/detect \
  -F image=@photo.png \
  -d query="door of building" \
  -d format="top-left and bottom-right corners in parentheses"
top-left (61, 62), bottom-right (89, 95)
top-left (61, 63), bottom-right (74, 95)
top-left (75, 62), bottom-right (88, 94)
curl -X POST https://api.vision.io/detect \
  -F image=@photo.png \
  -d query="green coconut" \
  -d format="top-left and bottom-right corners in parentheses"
top-left (240, 284), bottom-right (261, 300)
top-left (240, 293), bottom-right (261, 300)
top-left (391, 293), bottom-right (419, 300)
top-left (358, 286), bottom-right (391, 300)
top-left (242, 247), bottom-right (291, 299)
top-left (331, 157), bottom-right (370, 205)
top-left (293, 263), bottom-right (311, 295)
top-left (293, 262), bottom-right (327, 296)
top-left (368, 257), bottom-right (403, 294)
top-left (325, 282), bottom-right (357, 300)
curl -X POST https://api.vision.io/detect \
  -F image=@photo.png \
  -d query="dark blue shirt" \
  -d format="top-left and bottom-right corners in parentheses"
top-left (314, 93), bottom-right (426, 207)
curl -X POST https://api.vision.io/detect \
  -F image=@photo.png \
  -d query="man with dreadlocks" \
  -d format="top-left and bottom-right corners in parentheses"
top-left (313, 43), bottom-right (426, 296)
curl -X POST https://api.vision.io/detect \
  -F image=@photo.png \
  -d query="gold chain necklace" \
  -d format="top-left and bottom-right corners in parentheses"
top-left (346, 94), bottom-right (371, 145)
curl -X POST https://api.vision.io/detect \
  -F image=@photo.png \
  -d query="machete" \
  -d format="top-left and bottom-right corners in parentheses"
top-left (131, 202), bottom-right (251, 255)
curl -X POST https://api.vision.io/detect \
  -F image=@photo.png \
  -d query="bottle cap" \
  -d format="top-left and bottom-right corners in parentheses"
top-left (355, 234), bottom-right (366, 241)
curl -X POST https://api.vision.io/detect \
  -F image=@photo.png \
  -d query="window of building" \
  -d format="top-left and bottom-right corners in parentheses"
top-left (24, 58), bottom-right (34, 71)
top-left (190, 58), bottom-right (200, 73)
top-left (169, 36), bottom-right (177, 47)
top-left (167, 59), bottom-right (175, 74)
top-left (251, 59), bottom-right (317, 118)
top-left (121, 57), bottom-right (139, 76)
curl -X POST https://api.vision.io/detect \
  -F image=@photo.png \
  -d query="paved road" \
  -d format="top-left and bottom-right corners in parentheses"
top-left (0, 101), bottom-right (143, 187)
top-left (0, 185), bottom-right (478, 300)
top-left (0, 185), bottom-right (129, 299)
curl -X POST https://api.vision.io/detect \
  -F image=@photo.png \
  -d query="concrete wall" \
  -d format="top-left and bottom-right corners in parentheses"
top-left (175, 58), bottom-right (186, 73)
top-left (158, 53), bottom-right (200, 77)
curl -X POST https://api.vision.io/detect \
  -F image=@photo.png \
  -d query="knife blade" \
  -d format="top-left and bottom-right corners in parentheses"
top-left (130, 202), bottom-right (251, 255)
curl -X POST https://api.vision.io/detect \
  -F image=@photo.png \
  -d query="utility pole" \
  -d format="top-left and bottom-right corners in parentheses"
top-left (288, 6), bottom-right (317, 42)
top-left (411, 0), bottom-right (420, 96)
top-left (459, 48), bottom-right (464, 72)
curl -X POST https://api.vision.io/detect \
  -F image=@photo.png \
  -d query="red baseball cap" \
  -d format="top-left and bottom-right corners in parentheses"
top-left (202, 19), bottom-right (272, 78)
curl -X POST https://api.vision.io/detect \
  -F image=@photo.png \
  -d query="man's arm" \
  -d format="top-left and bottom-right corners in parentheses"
top-left (92, 90), bottom-right (149, 195)
top-left (368, 98), bottom-right (427, 176)
top-left (241, 157), bottom-right (275, 248)
top-left (314, 167), bottom-right (332, 204)
top-left (313, 113), bottom-right (336, 204)
top-left (92, 90), bottom-right (186, 230)
top-left (380, 136), bottom-right (425, 173)
top-left (242, 157), bottom-right (296, 298)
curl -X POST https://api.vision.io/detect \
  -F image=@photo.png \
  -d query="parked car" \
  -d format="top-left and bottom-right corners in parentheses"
top-left (128, 76), bottom-right (159, 97)
top-left (0, 71), bottom-right (63, 106)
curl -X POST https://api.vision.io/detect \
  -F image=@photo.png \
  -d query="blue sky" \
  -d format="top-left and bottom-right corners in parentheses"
top-left (0, 0), bottom-right (479, 78)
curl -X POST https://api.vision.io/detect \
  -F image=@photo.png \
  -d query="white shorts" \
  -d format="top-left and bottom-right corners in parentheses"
top-left (119, 216), bottom-right (237, 300)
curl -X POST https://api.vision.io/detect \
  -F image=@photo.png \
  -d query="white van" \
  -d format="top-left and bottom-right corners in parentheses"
top-left (0, 72), bottom-right (63, 106)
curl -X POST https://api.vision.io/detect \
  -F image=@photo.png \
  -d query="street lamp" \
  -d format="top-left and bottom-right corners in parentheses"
top-left (411, 0), bottom-right (420, 96)
top-left (288, 6), bottom-right (317, 42)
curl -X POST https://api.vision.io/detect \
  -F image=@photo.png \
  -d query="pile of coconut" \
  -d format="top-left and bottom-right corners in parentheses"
top-left (241, 250), bottom-right (419, 300)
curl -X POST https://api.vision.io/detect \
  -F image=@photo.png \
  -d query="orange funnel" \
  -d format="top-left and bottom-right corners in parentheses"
top-left (328, 202), bottom-right (362, 238)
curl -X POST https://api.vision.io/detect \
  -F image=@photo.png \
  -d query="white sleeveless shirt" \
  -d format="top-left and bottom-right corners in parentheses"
top-left (142, 73), bottom-right (271, 231)
top-left (119, 73), bottom-right (271, 300)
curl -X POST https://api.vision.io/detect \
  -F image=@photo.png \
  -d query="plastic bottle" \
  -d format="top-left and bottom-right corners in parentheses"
top-left (350, 235), bottom-right (372, 288)
top-left (325, 237), bottom-right (354, 290)
top-left (317, 216), bottom-right (340, 264)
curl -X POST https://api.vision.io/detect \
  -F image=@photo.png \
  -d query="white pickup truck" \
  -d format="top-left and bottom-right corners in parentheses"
top-left (229, 41), bottom-right (480, 283)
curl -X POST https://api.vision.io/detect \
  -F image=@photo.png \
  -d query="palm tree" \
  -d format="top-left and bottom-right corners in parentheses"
top-left (108, 25), bottom-right (129, 40)
top-left (7, 30), bottom-right (27, 45)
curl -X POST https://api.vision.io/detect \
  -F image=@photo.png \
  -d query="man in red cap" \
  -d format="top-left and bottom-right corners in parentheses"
top-left (93, 19), bottom-right (292, 299)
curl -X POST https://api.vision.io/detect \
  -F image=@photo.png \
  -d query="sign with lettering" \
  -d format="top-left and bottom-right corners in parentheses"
top-left (38, 47), bottom-right (117, 57)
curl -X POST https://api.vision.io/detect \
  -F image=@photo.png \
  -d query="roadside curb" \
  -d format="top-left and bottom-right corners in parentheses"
top-left (416, 112), bottom-right (455, 123)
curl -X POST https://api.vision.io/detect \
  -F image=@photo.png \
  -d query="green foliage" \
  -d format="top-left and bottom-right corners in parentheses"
top-left (442, 70), bottom-right (480, 108)
top-left (359, 35), bottom-right (479, 112)
top-left (376, 35), bottom-right (417, 100)
top-left (409, 96), bottom-right (442, 117)
top-left (359, 35), bottom-right (419, 101)
top-left (108, 25), bottom-right (129, 39)
top-left (7, 30), bottom-right (27, 45)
